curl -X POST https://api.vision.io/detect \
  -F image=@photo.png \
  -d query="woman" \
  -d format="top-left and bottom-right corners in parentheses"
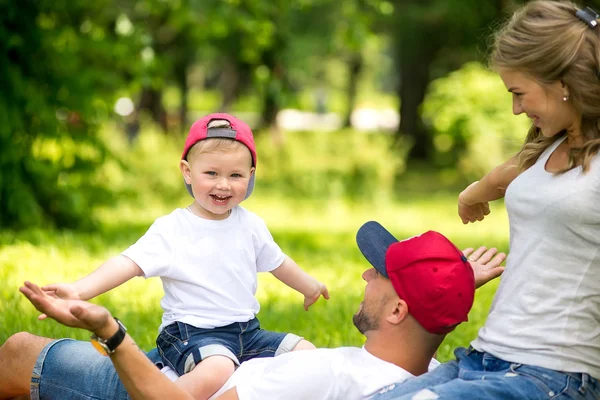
top-left (375, 1), bottom-right (600, 399)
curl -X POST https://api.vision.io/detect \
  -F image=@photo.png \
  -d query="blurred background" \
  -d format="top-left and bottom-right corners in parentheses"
top-left (3, 0), bottom-right (594, 360)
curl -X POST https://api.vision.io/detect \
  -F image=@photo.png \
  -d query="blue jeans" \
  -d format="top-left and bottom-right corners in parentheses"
top-left (373, 347), bottom-right (600, 400)
top-left (156, 317), bottom-right (301, 375)
top-left (31, 338), bottom-right (156, 399)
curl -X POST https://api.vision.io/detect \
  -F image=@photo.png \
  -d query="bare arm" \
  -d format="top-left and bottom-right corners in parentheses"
top-left (19, 281), bottom-right (193, 400)
top-left (461, 155), bottom-right (520, 204)
top-left (270, 256), bottom-right (329, 310)
top-left (43, 255), bottom-right (143, 301)
top-left (458, 155), bottom-right (520, 224)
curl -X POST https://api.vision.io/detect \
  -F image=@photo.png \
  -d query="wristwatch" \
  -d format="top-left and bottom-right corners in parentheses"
top-left (90, 317), bottom-right (127, 356)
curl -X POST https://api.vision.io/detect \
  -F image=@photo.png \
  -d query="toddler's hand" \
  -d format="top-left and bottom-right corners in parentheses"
top-left (38, 283), bottom-right (81, 320)
top-left (303, 283), bottom-right (329, 311)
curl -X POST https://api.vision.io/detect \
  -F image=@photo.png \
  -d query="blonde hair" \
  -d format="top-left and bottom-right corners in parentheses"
top-left (490, 0), bottom-right (600, 173)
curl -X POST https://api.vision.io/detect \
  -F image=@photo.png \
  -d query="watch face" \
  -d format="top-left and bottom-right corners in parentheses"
top-left (91, 338), bottom-right (109, 356)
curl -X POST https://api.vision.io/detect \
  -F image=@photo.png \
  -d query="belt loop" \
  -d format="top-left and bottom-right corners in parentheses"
top-left (579, 373), bottom-right (589, 395)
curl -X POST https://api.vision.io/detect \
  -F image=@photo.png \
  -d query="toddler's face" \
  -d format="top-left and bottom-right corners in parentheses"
top-left (181, 146), bottom-right (254, 220)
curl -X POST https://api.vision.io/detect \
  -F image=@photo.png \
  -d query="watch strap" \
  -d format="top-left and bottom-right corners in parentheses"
top-left (91, 317), bottom-right (127, 354)
top-left (105, 318), bottom-right (127, 353)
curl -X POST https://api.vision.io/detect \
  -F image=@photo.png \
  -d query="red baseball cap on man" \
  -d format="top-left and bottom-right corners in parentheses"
top-left (182, 113), bottom-right (257, 200)
top-left (356, 221), bottom-right (475, 334)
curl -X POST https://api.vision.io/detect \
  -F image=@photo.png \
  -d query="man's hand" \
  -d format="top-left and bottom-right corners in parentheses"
top-left (20, 281), bottom-right (112, 336)
top-left (303, 282), bottom-right (329, 311)
top-left (462, 247), bottom-right (506, 288)
top-left (37, 282), bottom-right (81, 320)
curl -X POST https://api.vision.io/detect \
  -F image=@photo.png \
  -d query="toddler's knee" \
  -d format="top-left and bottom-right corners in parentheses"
top-left (203, 355), bottom-right (236, 376)
top-left (292, 339), bottom-right (316, 351)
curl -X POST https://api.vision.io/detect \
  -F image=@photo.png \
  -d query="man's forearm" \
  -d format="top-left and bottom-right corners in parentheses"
top-left (109, 334), bottom-right (193, 400)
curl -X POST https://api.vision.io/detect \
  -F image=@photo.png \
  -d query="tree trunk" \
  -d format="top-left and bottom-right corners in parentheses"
top-left (175, 61), bottom-right (188, 134)
top-left (392, 3), bottom-right (442, 161)
top-left (343, 53), bottom-right (363, 128)
top-left (219, 61), bottom-right (241, 111)
top-left (259, 46), bottom-right (284, 133)
top-left (396, 48), bottom-right (436, 160)
top-left (138, 87), bottom-right (167, 132)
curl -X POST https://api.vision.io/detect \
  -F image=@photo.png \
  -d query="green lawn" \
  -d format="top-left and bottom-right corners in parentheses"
top-left (0, 191), bottom-right (509, 362)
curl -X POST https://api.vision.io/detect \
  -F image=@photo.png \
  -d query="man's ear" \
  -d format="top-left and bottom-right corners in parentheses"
top-left (180, 160), bottom-right (192, 183)
top-left (386, 298), bottom-right (409, 325)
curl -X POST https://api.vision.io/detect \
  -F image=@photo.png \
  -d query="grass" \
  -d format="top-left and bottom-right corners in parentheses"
top-left (0, 190), bottom-right (509, 362)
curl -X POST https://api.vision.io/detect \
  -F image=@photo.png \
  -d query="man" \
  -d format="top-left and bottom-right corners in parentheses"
top-left (0, 221), bottom-right (505, 400)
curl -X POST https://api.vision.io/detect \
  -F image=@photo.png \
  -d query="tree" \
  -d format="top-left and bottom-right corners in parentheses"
top-left (0, 0), bottom-right (139, 228)
top-left (389, 0), bottom-right (515, 162)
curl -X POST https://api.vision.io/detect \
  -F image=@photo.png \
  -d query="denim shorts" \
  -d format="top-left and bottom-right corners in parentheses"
top-left (156, 317), bottom-right (302, 375)
top-left (373, 347), bottom-right (600, 400)
top-left (30, 338), bottom-right (158, 399)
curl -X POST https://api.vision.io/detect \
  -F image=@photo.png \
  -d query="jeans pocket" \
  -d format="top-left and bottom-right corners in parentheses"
top-left (164, 322), bottom-right (191, 342)
top-left (510, 364), bottom-right (570, 398)
top-left (584, 376), bottom-right (600, 400)
top-left (157, 323), bottom-right (191, 354)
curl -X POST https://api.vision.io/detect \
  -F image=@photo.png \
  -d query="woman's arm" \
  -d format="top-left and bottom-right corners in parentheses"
top-left (458, 155), bottom-right (520, 224)
top-left (461, 155), bottom-right (520, 204)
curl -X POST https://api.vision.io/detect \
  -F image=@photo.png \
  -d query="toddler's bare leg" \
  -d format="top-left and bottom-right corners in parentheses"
top-left (175, 355), bottom-right (235, 400)
top-left (292, 339), bottom-right (316, 351)
top-left (0, 332), bottom-right (52, 399)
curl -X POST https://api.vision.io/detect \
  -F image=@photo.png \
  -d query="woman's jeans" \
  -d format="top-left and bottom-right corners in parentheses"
top-left (373, 347), bottom-right (600, 400)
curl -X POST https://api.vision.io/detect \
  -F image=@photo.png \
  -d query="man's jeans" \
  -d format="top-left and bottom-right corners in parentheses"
top-left (373, 347), bottom-right (600, 400)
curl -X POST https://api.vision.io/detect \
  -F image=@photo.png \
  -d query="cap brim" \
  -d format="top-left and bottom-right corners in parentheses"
top-left (356, 221), bottom-right (398, 278)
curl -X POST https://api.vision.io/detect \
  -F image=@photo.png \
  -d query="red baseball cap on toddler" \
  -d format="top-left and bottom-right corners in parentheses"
top-left (356, 221), bottom-right (475, 334)
top-left (182, 113), bottom-right (257, 200)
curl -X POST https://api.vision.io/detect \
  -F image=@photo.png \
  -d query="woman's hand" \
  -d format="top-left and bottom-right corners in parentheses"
top-left (458, 181), bottom-right (491, 224)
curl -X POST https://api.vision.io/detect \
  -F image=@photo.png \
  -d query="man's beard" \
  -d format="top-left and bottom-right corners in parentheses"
top-left (352, 305), bottom-right (379, 335)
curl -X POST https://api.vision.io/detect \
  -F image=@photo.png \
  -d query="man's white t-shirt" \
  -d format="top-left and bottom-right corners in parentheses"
top-left (205, 347), bottom-right (439, 400)
top-left (122, 206), bottom-right (285, 331)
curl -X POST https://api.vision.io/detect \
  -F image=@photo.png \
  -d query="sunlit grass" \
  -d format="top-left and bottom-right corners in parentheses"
top-left (0, 191), bottom-right (509, 362)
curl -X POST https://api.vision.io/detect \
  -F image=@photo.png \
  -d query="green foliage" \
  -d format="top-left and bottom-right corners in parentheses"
top-left (94, 126), bottom-right (409, 208)
top-left (256, 130), bottom-right (406, 202)
top-left (422, 62), bottom-right (531, 177)
top-left (0, 0), bottom-right (141, 229)
top-left (95, 123), bottom-right (185, 210)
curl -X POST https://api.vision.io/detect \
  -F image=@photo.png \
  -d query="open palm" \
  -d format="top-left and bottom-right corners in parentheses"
top-left (20, 281), bottom-right (110, 333)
